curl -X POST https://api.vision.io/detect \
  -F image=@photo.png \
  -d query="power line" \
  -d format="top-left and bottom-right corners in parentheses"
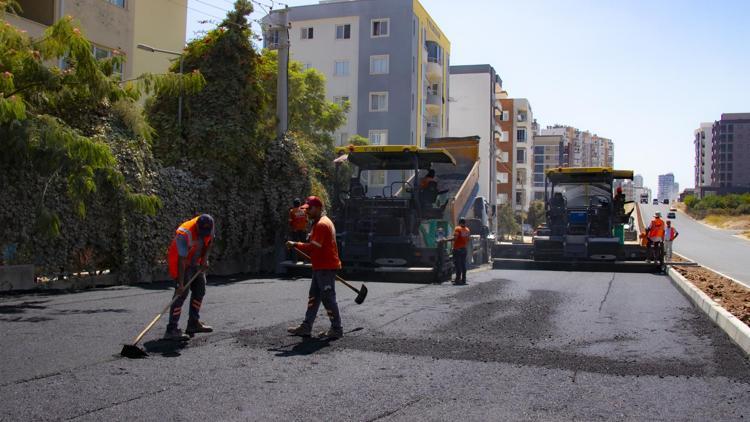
top-left (193, 0), bottom-right (231, 13)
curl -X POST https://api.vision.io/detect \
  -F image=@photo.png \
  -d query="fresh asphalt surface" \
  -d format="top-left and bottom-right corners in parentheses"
top-left (641, 204), bottom-right (750, 285)
top-left (1, 269), bottom-right (749, 421)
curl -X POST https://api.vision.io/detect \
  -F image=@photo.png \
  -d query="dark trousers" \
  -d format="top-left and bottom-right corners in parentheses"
top-left (303, 270), bottom-right (342, 330)
top-left (453, 248), bottom-right (468, 282)
top-left (167, 267), bottom-right (206, 330)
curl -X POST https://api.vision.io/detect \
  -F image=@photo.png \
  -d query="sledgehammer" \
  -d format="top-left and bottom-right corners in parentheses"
top-left (294, 248), bottom-right (368, 304)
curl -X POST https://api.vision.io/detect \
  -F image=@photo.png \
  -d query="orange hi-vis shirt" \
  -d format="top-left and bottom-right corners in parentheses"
top-left (289, 207), bottom-right (308, 232)
top-left (453, 226), bottom-right (471, 250)
top-left (419, 176), bottom-right (435, 189)
top-left (295, 215), bottom-right (341, 270)
top-left (648, 218), bottom-right (665, 239)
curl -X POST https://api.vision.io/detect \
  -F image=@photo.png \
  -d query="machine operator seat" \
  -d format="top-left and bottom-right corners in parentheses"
top-left (350, 178), bottom-right (366, 198)
top-left (548, 192), bottom-right (567, 236)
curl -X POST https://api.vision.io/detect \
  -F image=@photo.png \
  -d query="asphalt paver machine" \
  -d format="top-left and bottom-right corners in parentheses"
top-left (331, 145), bottom-right (457, 282)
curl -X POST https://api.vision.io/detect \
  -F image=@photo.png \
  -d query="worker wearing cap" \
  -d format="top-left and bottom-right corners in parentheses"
top-left (288, 198), bottom-right (308, 260)
top-left (446, 218), bottom-right (471, 285)
top-left (664, 220), bottom-right (679, 260)
top-left (647, 211), bottom-right (665, 266)
top-left (164, 214), bottom-right (215, 340)
top-left (286, 196), bottom-right (344, 339)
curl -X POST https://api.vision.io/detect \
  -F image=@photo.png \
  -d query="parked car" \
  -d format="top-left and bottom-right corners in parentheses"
top-left (652, 199), bottom-right (659, 205)
top-left (667, 212), bottom-right (676, 219)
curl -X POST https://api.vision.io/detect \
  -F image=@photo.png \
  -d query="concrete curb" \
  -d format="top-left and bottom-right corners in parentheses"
top-left (667, 267), bottom-right (750, 356)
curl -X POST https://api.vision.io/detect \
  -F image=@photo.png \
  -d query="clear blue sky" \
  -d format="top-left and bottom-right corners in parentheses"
top-left (186, 0), bottom-right (750, 193)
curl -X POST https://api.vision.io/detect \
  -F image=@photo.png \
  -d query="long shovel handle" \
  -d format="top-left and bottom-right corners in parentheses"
top-left (293, 248), bottom-right (360, 294)
top-left (129, 270), bottom-right (204, 345)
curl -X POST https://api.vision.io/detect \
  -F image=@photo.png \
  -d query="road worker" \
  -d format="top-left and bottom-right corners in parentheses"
top-left (446, 218), bottom-right (471, 285)
top-left (664, 220), bottom-right (679, 260)
top-left (646, 211), bottom-right (665, 267)
top-left (419, 169), bottom-right (437, 190)
top-left (286, 196), bottom-right (344, 339)
top-left (165, 214), bottom-right (215, 340)
top-left (288, 198), bottom-right (309, 261)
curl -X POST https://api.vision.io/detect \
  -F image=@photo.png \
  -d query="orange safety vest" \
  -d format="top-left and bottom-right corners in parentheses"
top-left (167, 216), bottom-right (213, 279)
top-left (289, 207), bottom-right (308, 232)
top-left (648, 218), bottom-right (665, 239)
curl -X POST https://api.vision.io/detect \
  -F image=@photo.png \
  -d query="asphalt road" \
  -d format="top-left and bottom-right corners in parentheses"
top-left (1, 269), bottom-right (749, 421)
top-left (641, 204), bottom-right (750, 285)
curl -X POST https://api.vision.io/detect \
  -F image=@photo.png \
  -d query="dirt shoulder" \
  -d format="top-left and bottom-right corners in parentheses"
top-left (673, 254), bottom-right (750, 326)
top-left (683, 209), bottom-right (750, 240)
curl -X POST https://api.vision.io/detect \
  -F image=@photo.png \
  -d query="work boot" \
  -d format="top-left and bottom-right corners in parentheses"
top-left (186, 320), bottom-right (213, 335)
top-left (318, 327), bottom-right (343, 339)
top-left (287, 322), bottom-right (312, 337)
top-left (164, 327), bottom-right (189, 341)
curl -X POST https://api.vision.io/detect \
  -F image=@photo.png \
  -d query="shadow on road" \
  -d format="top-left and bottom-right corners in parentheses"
top-left (269, 337), bottom-right (333, 357)
top-left (143, 338), bottom-right (188, 357)
top-left (0, 300), bottom-right (50, 314)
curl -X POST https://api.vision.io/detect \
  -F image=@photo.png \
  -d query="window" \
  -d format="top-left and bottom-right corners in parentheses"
top-left (107, 0), bottom-right (125, 7)
top-left (368, 130), bottom-right (388, 145)
top-left (333, 95), bottom-right (350, 108)
top-left (268, 29), bottom-right (280, 46)
top-left (516, 148), bottom-right (526, 163)
top-left (369, 55), bottom-right (389, 74)
top-left (339, 132), bottom-right (349, 146)
top-left (498, 172), bottom-right (509, 184)
top-left (301, 27), bottom-right (314, 39)
top-left (334, 60), bottom-right (350, 76)
top-left (502, 110), bottom-right (509, 121)
top-left (369, 92), bottom-right (388, 112)
top-left (371, 19), bottom-right (389, 37)
top-left (501, 131), bottom-right (509, 142)
top-left (516, 191), bottom-right (524, 205)
top-left (517, 128), bottom-right (527, 142)
top-left (335, 24), bottom-right (351, 39)
top-left (92, 45), bottom-right (122, 76)
top-left (368, 170), bottom-right (386, 186)
top-left (499, 151), bottom-right (509, 162)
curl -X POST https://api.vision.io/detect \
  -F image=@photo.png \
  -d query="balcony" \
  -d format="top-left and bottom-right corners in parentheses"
top-left (427, 59), bottom-right (442, 82)
top-left (426, 120), bottom-right (442, 139)
top-left (426, 89), bottom-right (441, 115)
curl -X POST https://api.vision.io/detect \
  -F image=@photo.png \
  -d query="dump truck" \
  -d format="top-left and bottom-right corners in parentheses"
top-left (493, 167), bottom-right (657, 271)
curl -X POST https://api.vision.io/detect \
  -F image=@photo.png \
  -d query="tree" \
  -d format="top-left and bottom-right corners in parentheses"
top-left (497, 204), bottom-right (520, 240)
top-left (0, 1), bottom-right (202, 235)
top-left (527, 200), bottom-right (546, 229)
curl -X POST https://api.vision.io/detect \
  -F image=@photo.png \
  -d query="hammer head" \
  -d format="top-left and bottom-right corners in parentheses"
top-left (355, 284), bottom-right (368, 304)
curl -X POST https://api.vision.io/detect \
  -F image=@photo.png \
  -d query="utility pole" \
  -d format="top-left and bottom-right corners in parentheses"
top-left (266, 7), bottom-right (290, 139)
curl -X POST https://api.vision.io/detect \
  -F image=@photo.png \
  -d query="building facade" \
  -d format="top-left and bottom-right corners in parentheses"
top-left (658, 173), bottom-right (675, 203)
top-left (497, 97), bottom-right (533, 211)
top-left (265, 0), bottom-right (450, 155)
top-left (448, 64), bottom-right (503, 210)
top-left (7, 0), bottom-right (187, 80)
top-left (693, 122), bottom-right (713, 195)
top-left (710, 113), bottom-right (750, 192)
top-left (531, 134), bottom-right (565, 201)
top-left (540, 125), bottom-right (614, 168)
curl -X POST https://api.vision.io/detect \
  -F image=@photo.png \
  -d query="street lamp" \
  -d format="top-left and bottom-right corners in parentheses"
top-left (137, 43), bottom-right (184, 127)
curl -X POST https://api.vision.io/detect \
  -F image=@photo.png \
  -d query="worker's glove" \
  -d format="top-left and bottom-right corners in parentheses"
top-left (285, 241), bottom-right (296, 250)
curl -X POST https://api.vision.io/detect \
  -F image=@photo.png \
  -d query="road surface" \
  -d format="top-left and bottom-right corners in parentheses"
top-left (1, 270), bottom-right (748, 421)
top-left (641, 204), bottom-right (750, 285)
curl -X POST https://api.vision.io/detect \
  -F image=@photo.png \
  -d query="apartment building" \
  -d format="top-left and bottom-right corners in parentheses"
top-left (448, 64), bottom-right (503, 209)
top-left (693, 123), bottom-right (713, 196)
top-left (710, 113), bottom-right (750, 193)
top-left (540, 125), bottom-right (614, 168)
top-left (264, 0), bottom-right (450, 153)
top-left (6, 0), bottom-right (187, 80)
top-left (658, 173), bottom-right (675, 203)
top-left (531, 134), bottom-right (564, 201)
top-left (498, 97), bottom-right (533, 211)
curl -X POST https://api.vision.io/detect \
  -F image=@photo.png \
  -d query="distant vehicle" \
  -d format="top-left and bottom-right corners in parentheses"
top-left (667, 212), bottom-right (676, 219)
top-left (640, 198), bottom-right (648, 204)
top-left (663, 199), bottom-right (670, 204)
top-left (669, 206), bottom-right (677, 212)
top-left (652, 199), bottom-right (659, 205)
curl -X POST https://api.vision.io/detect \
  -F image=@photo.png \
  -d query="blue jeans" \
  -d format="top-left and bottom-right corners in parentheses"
top-left (304, 270), bottom-right (342, 330)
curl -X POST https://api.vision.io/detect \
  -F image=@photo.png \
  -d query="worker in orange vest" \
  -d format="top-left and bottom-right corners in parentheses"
top-left (288, 198), bottom-right (309, 261)
top-left (165, 214), bottom-right (215, 340)
top-left (419, 169), bottom-right (437, 190)
top-left (446, 218), bottom-right (471, 285)
top-left (646, 211), bottom-right (665, 266)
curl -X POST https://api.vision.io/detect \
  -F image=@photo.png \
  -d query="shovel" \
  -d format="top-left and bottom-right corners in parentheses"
top-left (120, 270), bottom-right (204, 358)
top-left (294, 248), bottom-right (368, 304)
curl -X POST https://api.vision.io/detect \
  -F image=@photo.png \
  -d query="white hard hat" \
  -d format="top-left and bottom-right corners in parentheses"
top-left (655, 211), bottom-right (661, 217)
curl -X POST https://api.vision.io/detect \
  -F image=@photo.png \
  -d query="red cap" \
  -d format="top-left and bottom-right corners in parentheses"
top-left (301, 196), bottom-right (323, 209)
